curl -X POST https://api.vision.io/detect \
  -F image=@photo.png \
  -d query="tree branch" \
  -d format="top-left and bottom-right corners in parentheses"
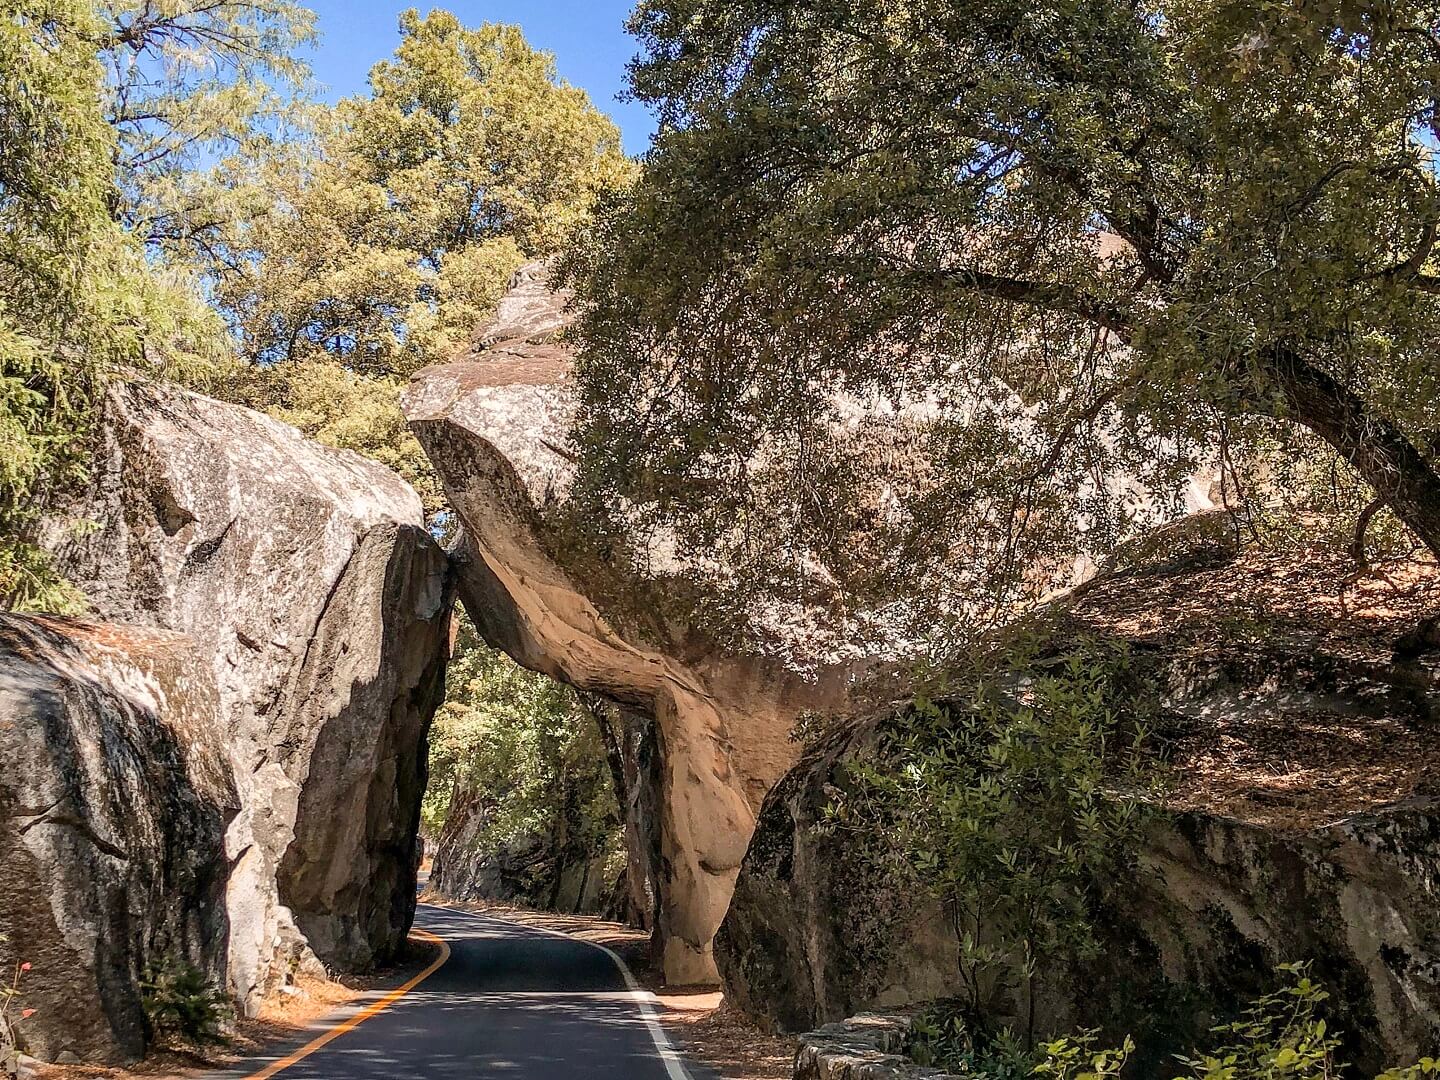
top-left (897, 262), bottom-right (1135, 342)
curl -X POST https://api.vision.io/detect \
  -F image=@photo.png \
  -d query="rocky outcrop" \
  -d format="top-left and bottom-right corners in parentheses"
top-left (403, 264), bottom-right (856, 983)
top-left (0, 615), bottom-right (234, 1063)
top-left (793, 1013), bottom-right (952, 1080)
top-left (718, 547), bottom-right (1440, 1070)
top-left (38, 380), bottom-right (453, 1010)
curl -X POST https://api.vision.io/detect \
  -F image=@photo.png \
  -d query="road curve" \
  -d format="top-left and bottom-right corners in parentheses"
top-left (214, 904), bottom-right (710, 1080)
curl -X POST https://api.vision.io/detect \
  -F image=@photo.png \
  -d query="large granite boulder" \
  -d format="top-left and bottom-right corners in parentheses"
top-left (38, 380), bottom-right (453, 1010)
top-left (717, 546), bottom-right (1440, 1070)
top-left (403, 263), bottom-right (857, 983)
top-left (0, 615), bottom-right (234, 1064)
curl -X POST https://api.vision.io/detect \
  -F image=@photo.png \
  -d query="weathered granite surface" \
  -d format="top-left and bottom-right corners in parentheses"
top-left (720, 549), bottom-right (1440, 1070)
top-left (404, 263), bottom-right (856, 983)
top-left (38, 380), bottom-right (453, 1010)
top-left (0, 615), bottom-right (234, 1063)
top-left (794, 1013), bottom-right (961, 1080)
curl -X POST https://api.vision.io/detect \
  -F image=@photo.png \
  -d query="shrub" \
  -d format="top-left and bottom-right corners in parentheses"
top-left (829, 634), bottom-right (1164, 1044)
top-left (1033, 964), bottom-right (1439, 1080)
top-left (908, 1005), bottom-right (1046, 1079)
top-left (140, 960), bottom-right (231, 1044)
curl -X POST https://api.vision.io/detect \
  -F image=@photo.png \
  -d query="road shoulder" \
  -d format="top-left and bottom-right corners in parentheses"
top-left (30, 936), bottom-right (443, 1080)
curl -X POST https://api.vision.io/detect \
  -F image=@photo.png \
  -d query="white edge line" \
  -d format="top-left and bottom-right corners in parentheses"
top-left (421, 903), bottom-right (696, 1080)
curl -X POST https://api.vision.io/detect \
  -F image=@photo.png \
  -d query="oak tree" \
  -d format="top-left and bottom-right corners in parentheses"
top-left (565, 0), bottom-right (1440, 643)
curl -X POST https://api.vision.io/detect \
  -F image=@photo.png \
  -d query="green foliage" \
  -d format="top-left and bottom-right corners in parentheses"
top-left (140, 958), bottom-right (231, 1044)
top-left (564, 0), bottom-right (1440, 647)
top-left (828, 637), bottom-right (1162, 1041)
top-left (1035, 964), bottom-right (1440, 1080)
top-left (909, 1006), bottom-right (1044, 1079)
top-left (1035, 1030), bottom-right (1135, 1080)
top-left (1174, 964), bottom-right (1342, 1080)
top-left (1, 0), bottom-right (229, 609)
top-left (424, 615), bottom-right (621, 891)
top-left (212, 8), bottom-right (632, 378)
top-left (1377, 1062), bottom-right (1440, 1080)
top-left (97, 0), bottom-right (318, 262)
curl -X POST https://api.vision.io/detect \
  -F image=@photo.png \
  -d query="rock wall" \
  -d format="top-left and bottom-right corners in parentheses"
top-left (718, 548), bottom-right (1440, 1070)
top-left (403, 264), bottom-right (856, 983)
top-left (0, 615), bottom-right (235, 1063)
top-left (728, 753), bottom-right (1440, 1070)
top-left (38, 380), bottom-right (453, 1009)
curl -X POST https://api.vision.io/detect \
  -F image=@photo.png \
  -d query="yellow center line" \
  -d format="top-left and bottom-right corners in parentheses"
top-left (240, 929), bottom-right (452, 1079)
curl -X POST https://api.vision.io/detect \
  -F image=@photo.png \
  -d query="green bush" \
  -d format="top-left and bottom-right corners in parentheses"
top-left (829, 635), bottom-right (1164, 1044)
top-left (908, 1005), bottom-right (1046, 1079)
top-left (1035, 965), bottom-right (1440, 1080)
top-left (140, 960), bottom-right (232, 1044)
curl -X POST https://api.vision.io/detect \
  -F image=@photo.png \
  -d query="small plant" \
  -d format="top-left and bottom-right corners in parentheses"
top-left (1030, 965), bottom-right (1434, 1080)
top-left (1, 958), bottom-right (34, 1080)
top-left (1034, 1030), bottom-right (1134, 1080)
top-left (1375, 1062), bottom-right (1440, 1080)
top-left (907, 1004), bottom-right (1039, 1079)
top-left (140, 959), bottom-right (232, 1044)
top-left (1175, 963), bottom-right (1342, 1080)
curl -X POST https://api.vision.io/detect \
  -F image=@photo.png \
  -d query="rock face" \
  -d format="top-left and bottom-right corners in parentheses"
top-left (39, 380), bottom-right (453, 1010)
top-left (403, 264), bottom-right (855, 983)
top-left (793, 1013), bottom-right (947, 1080)
top-left (0, 615), bottom-right (235, 1063)
top-left (718, 546), bottom-right (1440, 1070)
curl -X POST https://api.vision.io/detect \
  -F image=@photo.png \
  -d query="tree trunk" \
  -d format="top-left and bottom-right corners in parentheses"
top-left (1262, 348), bottom-right (1440, 561)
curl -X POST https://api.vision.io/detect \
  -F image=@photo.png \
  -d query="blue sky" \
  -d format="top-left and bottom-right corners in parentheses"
top-left (301, 1), bottom-right (656, 156)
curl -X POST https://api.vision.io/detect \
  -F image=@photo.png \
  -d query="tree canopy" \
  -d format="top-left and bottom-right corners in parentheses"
top-left (96, 0), bottom-right (316, 261)
top-left (564, 0), bottom-right (1440, 647)
top-left (1, 0), bottom-right (226, 608)
top-left (213, 8), bottom-right (631, 378)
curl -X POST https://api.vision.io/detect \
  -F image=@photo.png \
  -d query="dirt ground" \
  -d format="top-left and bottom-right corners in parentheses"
top-left (31, 937), bottom-right (441, 1080)
top-left (1067, 548), bottom-right (1440, 831)
top-left (422, 898), bottom-right (798, 1080)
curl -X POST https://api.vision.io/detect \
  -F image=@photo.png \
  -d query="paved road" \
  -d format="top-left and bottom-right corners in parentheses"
top-left (216, 904), bottom-right (707, 1079)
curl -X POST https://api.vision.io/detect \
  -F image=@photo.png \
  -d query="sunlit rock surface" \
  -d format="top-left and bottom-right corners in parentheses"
top-left (718, 543), bottom-right (1440, 1070)
top-left (38, 381), bottom-right (453, 1010)
top-left (404, 263), bottom-right (857, 983)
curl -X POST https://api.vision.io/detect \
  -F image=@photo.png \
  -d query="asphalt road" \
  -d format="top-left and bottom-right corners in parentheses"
top-left (215, 904), bottom-right (709, 1080)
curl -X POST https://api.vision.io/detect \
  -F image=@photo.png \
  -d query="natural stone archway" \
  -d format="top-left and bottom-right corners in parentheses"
top-left (403, 264), bottom-right (858, 984)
